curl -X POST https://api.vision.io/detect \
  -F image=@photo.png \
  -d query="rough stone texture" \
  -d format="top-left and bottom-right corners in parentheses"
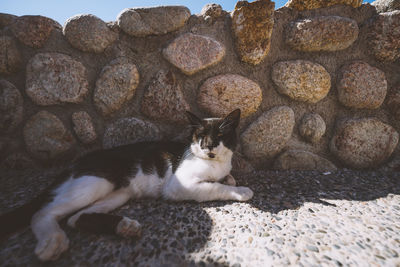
top-left (201, 4), bottom-right (223, 19)
top-left (94, 58), bottom-right (139, 116)
top-left (23, 111), bottom-right (75, 160)
top-left (72, 111), bottom-right (97, 144)
top-left (0, 13), bottom-right (17, 29)
top-left (0, 36), bottom-right (21, 75)
top-left (274, 150), bottom-right (337, 171)
top-left (285, 0), bottom-right (363, 10)
top-left (285, 16), bottom-right (359, 52)
top-left (299, 113), bottom-right (326, 144)
top-left (368, 10), bottom-right (400, 62)
top-left (103, 117), bottom-right (161, 149)
top-left (10, 16), bottom-right (60, 48)
top-left (0, 153), bottom-right (35, 170)
top-left (0, 80), bottom-right (23, 133)
top-left (241, 106), bottom-right (295, 162)
top-left (337, 61), bottom-right (387, 109)
top-left (163, 33), bottom-right (225, 75)
top-left (141, 70), bottom-right (189, 123)
top-left (387, 85), bottom-right (400, 120)
top-left (26, 53), bottom-right (89, 106)
top-left (231, 0), bottom-right (274, 65)
top-left (272, 60), bottom-right (331, 103)
top-left (63, 14), bottom-right (118, 53)
top-left (198, 74), bottom-right (262, 118)
top-left (372, 0), bottom-right (400, 13)
top-left (117, 6), bottom-right (190, 37)
top-left (330, 118), bottom-right (399, 169)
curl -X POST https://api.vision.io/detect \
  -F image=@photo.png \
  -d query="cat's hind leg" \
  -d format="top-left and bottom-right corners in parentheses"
top-left (31, 175), bottom-right (114, 261)
top-left (67, 188), bottom-right (141, 238)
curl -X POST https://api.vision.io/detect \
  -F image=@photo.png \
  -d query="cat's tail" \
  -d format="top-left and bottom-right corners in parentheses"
top-left (0, 169), bottom-right (70, 240)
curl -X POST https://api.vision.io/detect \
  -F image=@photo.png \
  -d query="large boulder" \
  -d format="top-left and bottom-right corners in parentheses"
top-left (231, 0), bottom-right (274, 65)
top-left (285, 16), bottom-right (359, 52)
top-left (272, 60), bottom-right (331, 103)
top-left (198, 74), bottom-right (262, 118)
top-left (274, 150), bottom-right (337, 171)
top-left (330, 118), bottom-right (399, 169)
top-left (241, 106), bottom-right (295, 162)
top-left (26, 53), bottom-right (89, 106)
top-left (285, 0), bottom-right (363, 10)
top-left (163, 33), bottom-right (225, 75)
top-left (337, 61), bottom-right (387, 109)
top-left (94, 58), bottom-right (139, 116)
top-left (0, 80), bottom-right (23, 133)
top-left (117, 6), bottom-right (190, 37)
top-left (371, 0), bottom-right (400, 13)
top-left (63, 14), bottom-right (118, 53)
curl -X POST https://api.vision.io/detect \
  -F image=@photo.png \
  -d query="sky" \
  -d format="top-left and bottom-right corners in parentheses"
top-left (2, 0), bottom-right (375, 25)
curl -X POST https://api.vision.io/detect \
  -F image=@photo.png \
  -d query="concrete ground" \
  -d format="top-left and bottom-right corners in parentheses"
top-left (0, 169), bottom-right (399, 266)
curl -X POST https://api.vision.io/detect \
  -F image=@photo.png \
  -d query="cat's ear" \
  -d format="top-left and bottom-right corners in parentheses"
top-left (185, 111), bottom-right (202, 128)
top-left (220, 109), bottom-right (241, 131)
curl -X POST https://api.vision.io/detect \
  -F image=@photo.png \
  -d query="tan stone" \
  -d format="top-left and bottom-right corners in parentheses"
top-left (285, 0), bottom-right (363, 10)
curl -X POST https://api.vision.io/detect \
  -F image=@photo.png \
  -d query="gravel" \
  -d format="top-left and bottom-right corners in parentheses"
top-left (0, 168), bottom-right (399, 266)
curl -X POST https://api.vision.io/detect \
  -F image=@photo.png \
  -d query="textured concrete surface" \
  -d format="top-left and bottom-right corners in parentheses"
top-left (0, 168), bottom-right (399, 266)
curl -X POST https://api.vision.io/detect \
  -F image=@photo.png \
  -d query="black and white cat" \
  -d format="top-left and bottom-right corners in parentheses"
top-left (0, 109), bottom-right (253, 261)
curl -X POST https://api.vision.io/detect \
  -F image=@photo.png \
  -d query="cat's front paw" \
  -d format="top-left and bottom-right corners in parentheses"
top-left (35, 231), bottom-right (69, 261)
top-left (233, 186), bottom-right (254, 201)
top-left (116, 217), bottom-right (142, 238)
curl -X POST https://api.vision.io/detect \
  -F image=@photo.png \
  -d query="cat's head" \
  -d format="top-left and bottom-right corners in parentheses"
top-left (185, 109), bottom-right (241, 160)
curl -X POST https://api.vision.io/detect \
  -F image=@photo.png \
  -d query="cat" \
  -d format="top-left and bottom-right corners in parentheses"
top-left (0, 108), bottom-right (253, 261)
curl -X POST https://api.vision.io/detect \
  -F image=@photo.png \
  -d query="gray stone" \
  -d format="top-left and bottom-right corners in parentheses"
top-left (272, 60), bottom-right (331, 103)
top-left (198, 74), bottom-right (262, 118)
top-left (63, 14), bottom-right (118, 53)
top-left (241, 106), bottom-right (295, 162)
top-left (163, 33), bottom-right (225, 75)
top-left (285, 0), bottom-right (363, 10)
top-left (371, 0), bottom-right (400, 13)
top-left (103, 117), bottom-right (161, 149)
top-left (231, 0), bottom-right (274, 65)
top-left (337, 61), bottom-right (387, 109)
top-left (72, 111), bottom-right (97, 144)
top-left (0, 36), bottom-right (21, 74)
top-left (0, 79), bottom-right (23, 133)
top-left (94, 58), bottom-right (139, 116)
top-left (117, 6), bottom-right (190, 37)
top-left (286, 16), bottom-right (359, 52)
top-left (26, 53), bottom-right (89, 106)
top-left (10, 15), bottom-right (60, 48)
top-left (368, 10), bottom-right (400, 62)
top-left (24, 111), bottom-right (75, 160)
top-left (299, 113), bottom-right (326, 144)
top-left (330, 118), bottom-right (399, 169)
top-left (274, 150), bottom-right (337, 171)
top-left (141, 70), bottom-right (189, 123)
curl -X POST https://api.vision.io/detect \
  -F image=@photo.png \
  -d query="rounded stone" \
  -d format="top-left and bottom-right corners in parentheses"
top-left (201, 4), bottom-right (223, 18)
top-left (63, 14), bottom-right (118, 53)
top-left (330, 118), bottom-right (399, 169)
top-left (274, 150), bottom-right (337, 171)
top-left (285, 0), bottom-right (363, 10)
top-left (72, 111), bottom-right (97, 144)
top-left (0, 79), bottom-right (23, 133)
top-left (117, 6), bottom-right (190, 37)
top-left (94, 58), bottom-right (139, 116)
top-left (299, 113), bottom-right (326, 144)
top-left (231, 0), bottom-right (274, 65)
top-left (163, 33), bottom-right (225, 75)
top-left (24, 111), bottom-right (75, 160)
top-left (11, 15), bottom-right (60, 48)
top-left (241, 106), bottom-right (295, 161)
top-left (286, 16), bottom-right (359, 52)
top-left (26, 53), bottom-right (89, 106)
top-left (141, 70), bottom-right (189, 123)
top-left (372, 0), bottom-right (400, 13)
top-left (337, 61), bottom-right (387, 109)
top-left (198, 74), bottom-right (262, 118)
top-left (272, 60), bottom-right (331, 103)
top-left (368, 10), bottom-right (400, 62)
top-left (103, 118), bottom-right (161, 149)
top-left (387, 85), bottom-right (400, 120)
top-left (0, 36), bottom-right (21, 75)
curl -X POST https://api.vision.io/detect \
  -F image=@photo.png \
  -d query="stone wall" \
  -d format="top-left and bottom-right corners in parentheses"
top-left (0, 0), bottom-right (399, 171)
